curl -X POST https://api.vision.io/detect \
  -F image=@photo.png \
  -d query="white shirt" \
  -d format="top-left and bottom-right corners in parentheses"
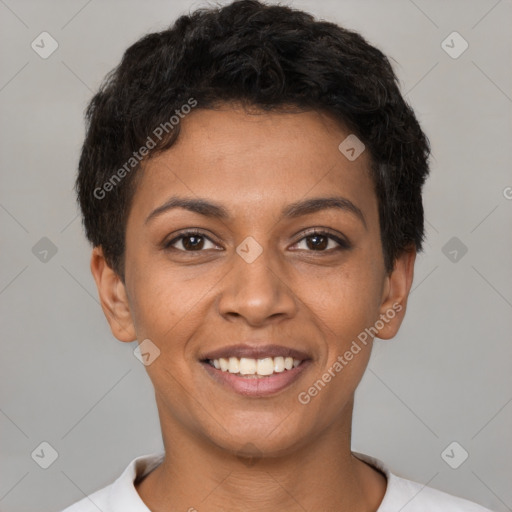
top-left (61, 451), bottom-right (494, 511)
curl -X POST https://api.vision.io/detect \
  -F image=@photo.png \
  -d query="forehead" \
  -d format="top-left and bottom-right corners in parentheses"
top-left (129, 107), bottom-right (377, 224)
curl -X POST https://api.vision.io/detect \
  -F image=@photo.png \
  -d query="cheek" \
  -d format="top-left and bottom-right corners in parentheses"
top-left (296, 261), bottom-right (383, 396)
top-left (300, 261), bottom-right (383, 336)
top-left (298, 275), bottom-right (379, 413)
top-left (127, 263), bottom-right (226, 368)
top-left (128, 269), bottom-right (196, 342)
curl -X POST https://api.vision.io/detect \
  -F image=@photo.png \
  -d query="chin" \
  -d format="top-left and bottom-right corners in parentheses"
top-left (204, 419), bottom-right (309, 459)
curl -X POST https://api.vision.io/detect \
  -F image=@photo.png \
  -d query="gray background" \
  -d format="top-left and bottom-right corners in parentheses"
top-left (0, 0), bottom-right (511, 511)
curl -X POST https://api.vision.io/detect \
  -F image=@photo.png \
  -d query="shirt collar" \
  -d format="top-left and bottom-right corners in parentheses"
top-left (110, 452), bottom-right (165, 512)
top-left (109, 451), bottom-right (394, 511)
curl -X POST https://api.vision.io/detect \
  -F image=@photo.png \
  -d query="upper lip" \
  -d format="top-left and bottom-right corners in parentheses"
top-left (200, 344), bottom-right (311, 362)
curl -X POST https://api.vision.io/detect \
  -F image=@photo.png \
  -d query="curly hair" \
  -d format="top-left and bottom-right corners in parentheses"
top-left (76, 0), bottom-right (430, 281)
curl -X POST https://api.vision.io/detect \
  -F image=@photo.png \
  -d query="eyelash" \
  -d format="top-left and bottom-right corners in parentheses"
top-left (164, 228), bottom-right (350, 253)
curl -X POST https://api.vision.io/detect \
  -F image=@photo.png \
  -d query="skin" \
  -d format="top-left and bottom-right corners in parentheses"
top-left (91, 105), bottom-right (416, 511)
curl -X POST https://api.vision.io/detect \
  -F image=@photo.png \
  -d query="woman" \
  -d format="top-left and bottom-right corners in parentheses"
top-left (63, 1), bottom-right (494, 510)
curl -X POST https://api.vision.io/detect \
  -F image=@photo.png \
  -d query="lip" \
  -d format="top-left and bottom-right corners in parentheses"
top-left (199, 344), bottom-right (313, 397)
top-left (200, 343), bottom-right (311, 361)
top-left (200, 359), bottom-right (312, 397)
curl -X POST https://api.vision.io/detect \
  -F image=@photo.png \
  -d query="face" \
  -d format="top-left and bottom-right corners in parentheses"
top-left (92, 105), bottom-right (415, 457)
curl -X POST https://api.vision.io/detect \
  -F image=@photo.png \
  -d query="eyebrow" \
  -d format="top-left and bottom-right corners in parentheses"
top-left (283, 197), bottom-right (367, 229)
top-left (145, 195), bottom-right (367, 229)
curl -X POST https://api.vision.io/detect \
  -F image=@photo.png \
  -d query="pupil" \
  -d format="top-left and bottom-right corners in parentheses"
top-left (184, 235), bottom-right (203, 250)
top-left (307, 235), bottom-right (327, 250)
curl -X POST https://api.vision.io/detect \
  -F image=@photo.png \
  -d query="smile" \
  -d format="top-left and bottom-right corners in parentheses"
top-left (207, 356), bottom-right (302, 376)
top-left (199, 343), bottom-right (312, 396)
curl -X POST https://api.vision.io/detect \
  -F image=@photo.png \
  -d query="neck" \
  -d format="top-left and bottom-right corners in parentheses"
top-left (136, 396), bottom-right (387, 512)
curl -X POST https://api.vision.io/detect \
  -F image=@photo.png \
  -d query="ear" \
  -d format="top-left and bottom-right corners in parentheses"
top-left (89, 246), bottom-right (137, 342)
top-left (375, 247), bottom-right (416, 340)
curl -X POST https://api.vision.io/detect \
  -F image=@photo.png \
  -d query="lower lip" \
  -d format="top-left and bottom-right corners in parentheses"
top-left (200, 360), bottom-right (311, 397)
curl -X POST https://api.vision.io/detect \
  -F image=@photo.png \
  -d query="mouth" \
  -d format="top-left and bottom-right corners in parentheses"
top-left (204, 355), bottom-right (303, 375)
top-left (199, 344), bottom-right (312, 397)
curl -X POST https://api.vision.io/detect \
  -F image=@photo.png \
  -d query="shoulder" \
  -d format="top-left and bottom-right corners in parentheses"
top-left (353, 452), bottom-right (495, 512)
top-left (60, 485), bottom-right (111, 512)
top-left (59, 452), bottom-right (165, 512)
top-left (382, 472), bottom-right (494, 511)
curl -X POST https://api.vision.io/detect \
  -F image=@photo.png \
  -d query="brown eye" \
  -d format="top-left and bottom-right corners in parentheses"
top-left (305, 234), bottom-right (329, 250)
top-left (181, 235), bottom-right (205, 250)
top-left (293, 230), bottom-right (350, 252)
top-left (165, 231), bottom-right (218, 251)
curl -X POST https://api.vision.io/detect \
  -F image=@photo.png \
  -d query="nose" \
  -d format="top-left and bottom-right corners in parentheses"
top-left (217, 245), bottom-right (298, 326)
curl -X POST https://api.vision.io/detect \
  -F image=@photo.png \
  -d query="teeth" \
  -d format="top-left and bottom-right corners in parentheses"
top-left (257, 357), bottom-right (274, 376)
top-left (273, 356), bottom-right (285, 373)
top-left (228, 357), bottom-right (239, 373)
top-left (239, 357), bottom-right (257, 375)
top-left (208, 356), bottom-right (302, 376)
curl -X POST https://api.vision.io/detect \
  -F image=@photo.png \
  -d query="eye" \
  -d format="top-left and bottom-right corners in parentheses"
top-left (164, 230), bottom-right (219, 252)
top-left (292, 229), bottom-right (350, 252)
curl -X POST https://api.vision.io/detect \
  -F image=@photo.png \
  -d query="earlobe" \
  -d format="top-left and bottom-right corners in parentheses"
top-left (376, 247), bottom-right (416, 340)
top-left (90, 247), bottom-right (137, 343)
